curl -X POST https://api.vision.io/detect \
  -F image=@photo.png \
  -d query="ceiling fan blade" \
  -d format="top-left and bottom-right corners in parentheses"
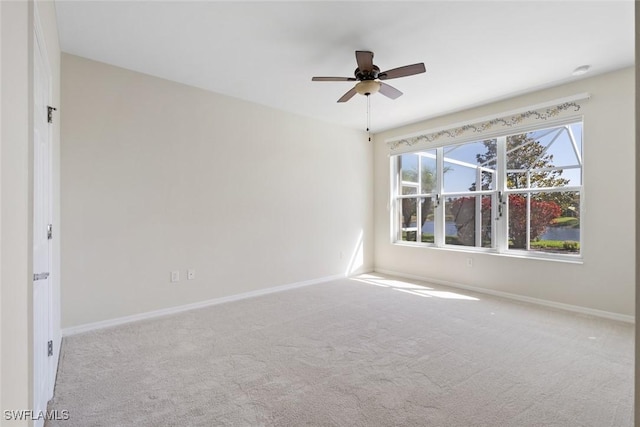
top-left (355, 51), bottom-right (374, 71)
top-left (378, 63), bottom-right (426, 80)
top-left (337, 87), bottom-right (358, 103)
top-left (312, 77), bottom-right (357, 82)
top-left (379, 82), bottom-right (403, 100)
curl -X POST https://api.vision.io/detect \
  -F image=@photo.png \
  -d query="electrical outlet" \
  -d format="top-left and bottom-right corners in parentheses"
top-left (187, 269), bottom-right (195, 280)
top-left (466, 258), bottom-right (473, 268)
top-left (170, 270), bottom-right (180, 282)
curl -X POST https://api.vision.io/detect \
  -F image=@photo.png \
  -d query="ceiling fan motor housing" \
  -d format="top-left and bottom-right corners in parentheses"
top-left (355, 65), bottom-right (380, 81)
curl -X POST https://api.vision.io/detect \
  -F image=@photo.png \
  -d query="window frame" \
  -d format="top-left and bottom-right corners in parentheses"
top-left (390, 117), bottom-right (583, 261)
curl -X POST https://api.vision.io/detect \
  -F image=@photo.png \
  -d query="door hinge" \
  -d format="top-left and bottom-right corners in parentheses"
top-left (47, 106), bottom-right (57, 124)
top-left (47, 224), bottom-right (53, 240)
top-left (47, 340), bottom-right (53, 357)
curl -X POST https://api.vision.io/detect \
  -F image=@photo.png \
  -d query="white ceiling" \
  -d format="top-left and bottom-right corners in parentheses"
top-left (55, 1), bottom-right (634, 132)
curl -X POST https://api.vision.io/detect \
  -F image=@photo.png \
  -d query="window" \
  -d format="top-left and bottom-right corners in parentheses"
top-left (392, 121), bottom-right (583, 258)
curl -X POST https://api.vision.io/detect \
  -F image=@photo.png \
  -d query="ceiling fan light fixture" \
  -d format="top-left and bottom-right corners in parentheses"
top-left (355, 80), bottom-right (381, 96)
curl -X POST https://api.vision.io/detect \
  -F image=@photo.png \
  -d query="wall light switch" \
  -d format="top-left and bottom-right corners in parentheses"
top-left (171, 271), bottom-right (180, 282)
top-left (187, 269), bottom-right (195, 280)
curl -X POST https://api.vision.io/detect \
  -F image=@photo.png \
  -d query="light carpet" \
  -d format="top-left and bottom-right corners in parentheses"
top-left (47, 274), bottom-right (634, 426)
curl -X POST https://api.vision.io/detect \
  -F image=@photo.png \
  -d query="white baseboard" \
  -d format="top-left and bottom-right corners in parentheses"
top-left (62, 273), bottom-right (347, 336)
top-left (374, 269), bottom-right (635, 324)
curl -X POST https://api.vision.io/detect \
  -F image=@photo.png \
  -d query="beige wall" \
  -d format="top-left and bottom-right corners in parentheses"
top-left (61, 54), bottom-right (373, 329)
top-left (1, 1), bottom-right (33, 422)
top-left (1, 0), bottom-right (3, 414)
top-left (374, 68), bottom-right (635, 317)
top-left (634, 1), bottom-right (639, 422)
top-left (1, 0), bottom-right (60, 423)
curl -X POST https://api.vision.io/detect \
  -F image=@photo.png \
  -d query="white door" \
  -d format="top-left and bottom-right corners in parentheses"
top-left (33, 16), bottom-right (54, 426)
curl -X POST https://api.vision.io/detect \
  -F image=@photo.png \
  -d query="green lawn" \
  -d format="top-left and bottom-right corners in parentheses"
top-left (550, 217), bottom-right (579, 227)
top-left (402, 232), bottom-right (579, 252)
top-left (530, 239), bottom-right (579, 251)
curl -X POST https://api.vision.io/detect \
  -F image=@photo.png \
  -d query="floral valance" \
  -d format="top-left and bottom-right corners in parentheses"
top-left (387, 94), bottom-right (589, 151)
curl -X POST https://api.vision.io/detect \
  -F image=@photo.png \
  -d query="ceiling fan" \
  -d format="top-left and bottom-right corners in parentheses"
top-left (312, 50), bottom-right (426, 103)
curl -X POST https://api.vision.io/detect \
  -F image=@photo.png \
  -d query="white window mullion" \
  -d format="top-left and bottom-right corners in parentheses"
top-left (475, 166), bottom-right (482, 247)
top-left (416, 155), bottom-right (423, 243)
top-left (526, 193), bottom-right (531, 250)
top-left (566, 125), bottom-right (582, 166)
top-left (435, 147), bottom-right (444, 247)
top-left (491, 192), bottom-right (498, 248)
top-left (525, 171), bottom-right (531, 250)
top-left (496, 136), bottom-right (508, 252)
top-left (390, 156), bottom-right (399, 242)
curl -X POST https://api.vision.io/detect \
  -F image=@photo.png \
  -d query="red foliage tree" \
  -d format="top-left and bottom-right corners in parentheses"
top-left (508, 195), bottom-right (562, 248)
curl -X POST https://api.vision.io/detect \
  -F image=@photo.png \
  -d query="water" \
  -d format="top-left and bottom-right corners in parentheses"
top-left (540, 225), bottom-right (579, 241)
top-left (421, 221), bottom-right (458, 236)
top-left (418, 221), bottom-right (579, 241)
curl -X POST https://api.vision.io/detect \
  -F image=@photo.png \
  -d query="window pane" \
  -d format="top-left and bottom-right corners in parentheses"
top-left (399, 154), bottom-right (418, 182)
top-left (402, 186), bottom-right (417, 195)
top-left (532, 192), bottom-right (580, 254)
top-left (529, 193), bottom-right (563, 249)
top-left (507, 194), bottom-right (528, 250)
top-left (419, 197), bottom-right (437, 243)
top-left (506, 172), bottom-right (527, 190)
top-left (443, 140), bottom-right (496, 192)
top-left (480, 195), bottom-right (493, 248)
top-left (398, 197), bottom-right (437, 244)
top-left (507, 192), bottom-right (568, 250)
top-left (418, 150), bottom-right (437, 194)
top-left (399, 151), bottom-right (437, 194)
top-left (507, 169), bottom-right (578, 189)
top-left (561, 168), bottom-right (581, 186)
top-left (507, 192), bottom-right (579, 254)
top-left (535, 125), bottom-right (582, 167)
top-left (445, 195), bottom-right (493, 247)
top-left (506, 123), bottom-right (582, 190)
top-left (399, 197), bottom-right (418, 242)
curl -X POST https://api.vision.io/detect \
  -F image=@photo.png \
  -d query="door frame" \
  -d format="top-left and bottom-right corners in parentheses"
top-left (33, 3), bottom-right (60, 420)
